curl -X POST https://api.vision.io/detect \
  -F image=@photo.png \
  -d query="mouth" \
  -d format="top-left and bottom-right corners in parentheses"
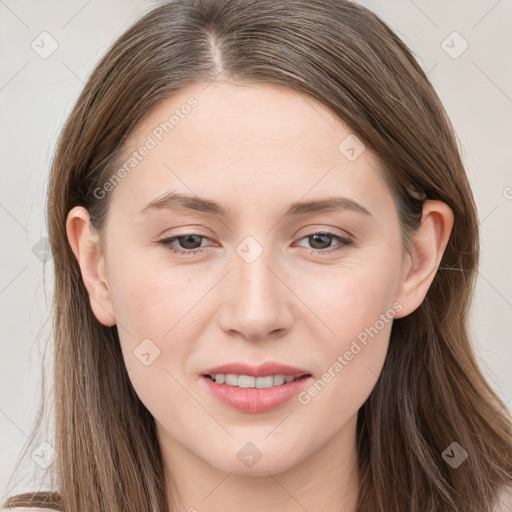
top-left (199, 361), bottom-right (313, 413)
top-left (200, 364), bottom-right (314, 414)
top-left (202, 373), bottom-right (312, 388)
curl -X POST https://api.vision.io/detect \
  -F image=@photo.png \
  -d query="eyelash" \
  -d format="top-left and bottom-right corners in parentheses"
top-left (157, 231), bottom-right (353, 256)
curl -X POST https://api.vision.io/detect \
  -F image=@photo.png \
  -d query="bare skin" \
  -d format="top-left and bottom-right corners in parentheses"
top-left (66, 81), bottom-right (453, 511)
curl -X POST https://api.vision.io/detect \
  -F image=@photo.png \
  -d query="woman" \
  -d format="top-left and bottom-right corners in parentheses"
top-left (3, 0), bottom-right (512, 511)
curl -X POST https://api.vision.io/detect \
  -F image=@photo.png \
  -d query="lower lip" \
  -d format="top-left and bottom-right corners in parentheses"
top-left (201, 375), bottom-right (312, 413)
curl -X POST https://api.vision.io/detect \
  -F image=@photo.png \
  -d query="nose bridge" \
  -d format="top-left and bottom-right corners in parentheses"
top-left (219, 235), bottom-right (292, 340)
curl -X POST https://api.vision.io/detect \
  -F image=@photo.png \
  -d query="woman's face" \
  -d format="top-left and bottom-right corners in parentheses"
top-left (81, 81), bottom-right (414, 475)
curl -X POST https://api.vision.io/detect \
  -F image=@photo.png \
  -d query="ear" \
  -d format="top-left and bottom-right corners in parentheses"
top-left (66, 206), bottom-right (116, 326)
top-left (394, 200), bottom-right (454, 319)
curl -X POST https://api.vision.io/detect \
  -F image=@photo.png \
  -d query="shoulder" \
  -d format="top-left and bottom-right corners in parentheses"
top-left (1, 508), bottom-right (57, 511)
top-left (1, 509), bottom-right (56, 511)
top-left (1, 490), bottom-right (61, 511)
top-left (494, 485), bottom-right (512, 512)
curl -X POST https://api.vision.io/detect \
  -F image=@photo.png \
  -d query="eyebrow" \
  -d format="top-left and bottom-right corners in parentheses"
top-left (139, 191), bottom-right (372, 217)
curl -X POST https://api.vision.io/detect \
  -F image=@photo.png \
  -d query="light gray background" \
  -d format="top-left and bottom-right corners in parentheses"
top-left (1, 0), bottom-right (511, 500)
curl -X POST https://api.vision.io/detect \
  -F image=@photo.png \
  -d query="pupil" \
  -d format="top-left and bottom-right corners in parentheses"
top-left (177, 234), bottom-right (332, 251)
top-left (309, 233), bottom-right (331, 249)
top-left (180, 234), bottom-right (202, 249)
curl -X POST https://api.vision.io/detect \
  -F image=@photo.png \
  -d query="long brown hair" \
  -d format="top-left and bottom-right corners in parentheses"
top-left (4, 1), bottom-right (512, 510)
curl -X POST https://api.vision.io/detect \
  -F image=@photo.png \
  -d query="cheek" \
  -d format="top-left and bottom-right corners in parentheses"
top-left (296, 325), bottom-right (390, 449)
top-left (106, 245), bottom-right (208, 339)
top-left (108, 258), bottom-right (203, 421)
top-left (295, 252), bottom-right (400, 425)
top-left (108, 232), bottom-right (400, 417)
top-left (104, 249), bottom-right (198, 389)
top-left (300, 239), bottom-right (401, 341)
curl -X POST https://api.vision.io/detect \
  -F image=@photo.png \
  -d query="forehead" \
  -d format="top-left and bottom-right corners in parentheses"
top-left (108, 81), bottom-right (392, 220)
top-left (123, 81), bottom-right (366, 163)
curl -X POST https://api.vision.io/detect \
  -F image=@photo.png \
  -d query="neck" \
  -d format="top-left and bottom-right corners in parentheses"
top-left (159, 415), bottom-right (360, 512)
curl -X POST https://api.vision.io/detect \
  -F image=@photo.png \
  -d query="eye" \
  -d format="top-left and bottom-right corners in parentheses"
top-left (157, 231), bottom-right (353, 256)
top-left (157, 233), bottom-right (214, 255)
top-left (295, 232), bottom-right (353, 255)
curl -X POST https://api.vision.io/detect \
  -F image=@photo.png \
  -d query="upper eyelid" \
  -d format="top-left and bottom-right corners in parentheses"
top-left (159, 223), bottom-right (353, 239)
top-left (159, 230), bottom-right (352, 246)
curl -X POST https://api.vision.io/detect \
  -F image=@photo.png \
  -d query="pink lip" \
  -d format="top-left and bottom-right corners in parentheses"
top-left (200, 361), bottom-right (312, 414)
top-left (202, 375), bottom-right (312, 413)
top-left (201, 361), bottom-right (311, 378)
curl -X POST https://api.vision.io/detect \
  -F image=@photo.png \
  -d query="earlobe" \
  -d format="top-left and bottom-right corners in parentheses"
top-left (394, 200), bottom-right (454, 319)
top-left (66, 206), bottom-right (116, 327)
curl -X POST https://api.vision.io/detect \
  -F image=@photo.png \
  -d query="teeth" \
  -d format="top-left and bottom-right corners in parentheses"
top-left (210, 373), bottom-right (302, 388)
top-left (225, 374), bottom-right (239, 386)
top-left (272, 375), bottom-right (284, 386)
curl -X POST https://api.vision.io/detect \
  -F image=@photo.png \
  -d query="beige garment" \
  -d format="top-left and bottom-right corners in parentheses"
top-left (1, 509), bottom-right (56, 512)
top-left (495, 485), bottom-right (512, 511)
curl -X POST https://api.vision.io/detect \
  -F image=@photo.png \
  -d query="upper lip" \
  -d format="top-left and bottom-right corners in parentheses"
top-left (201, 361), bottom-right (312, 378)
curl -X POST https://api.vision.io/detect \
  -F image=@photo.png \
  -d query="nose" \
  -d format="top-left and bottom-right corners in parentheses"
top-left (217, 246), bottom-right (294, 342)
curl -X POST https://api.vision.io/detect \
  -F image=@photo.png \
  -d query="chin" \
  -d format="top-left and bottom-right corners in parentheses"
top-left (201, 439), bottom-right (305, 476)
